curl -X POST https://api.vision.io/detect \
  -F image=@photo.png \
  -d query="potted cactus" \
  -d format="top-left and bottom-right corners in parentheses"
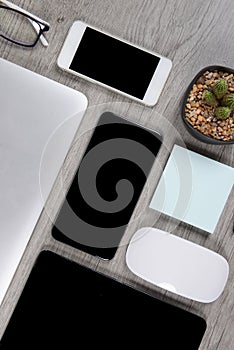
top-left (183, 66), bottom-right (234, 144)
top-left (204, 79), bottom-right (234, 120)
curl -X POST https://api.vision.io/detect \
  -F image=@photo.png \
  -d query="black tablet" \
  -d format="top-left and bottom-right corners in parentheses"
top-left (0, 252), bottom-right (206, 349)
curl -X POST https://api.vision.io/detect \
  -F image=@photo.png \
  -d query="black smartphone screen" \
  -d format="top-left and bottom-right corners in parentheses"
top-left (70, 27), bottom-right (160, 99)
top-left (52, 112), bottom-right (162, 259)
top-left (0, 252), bottom-right (206, 349)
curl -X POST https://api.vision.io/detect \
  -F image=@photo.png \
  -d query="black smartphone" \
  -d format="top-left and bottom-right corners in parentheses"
top-left (52, 112), bottom-right (162, 259)
top-left (0, 252), bottom-right (206, 349)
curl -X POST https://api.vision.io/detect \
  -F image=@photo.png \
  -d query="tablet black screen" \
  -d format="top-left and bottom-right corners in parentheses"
top-left (0, 252), bottom-right (206, 349)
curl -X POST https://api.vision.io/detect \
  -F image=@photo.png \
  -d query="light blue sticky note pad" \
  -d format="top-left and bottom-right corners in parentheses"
top-left (150, 145), bottom-right (234, 233)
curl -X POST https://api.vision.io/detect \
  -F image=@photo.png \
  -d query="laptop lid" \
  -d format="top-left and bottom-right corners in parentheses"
top-left (0, 58), bottom-right (87, 306)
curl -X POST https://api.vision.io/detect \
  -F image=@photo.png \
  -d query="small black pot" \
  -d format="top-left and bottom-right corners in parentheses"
top-left (182, 65), bottom-right (234, 145)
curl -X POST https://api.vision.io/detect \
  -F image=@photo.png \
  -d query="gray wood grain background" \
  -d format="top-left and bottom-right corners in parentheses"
top-left (0, 0), bottom-right (234, 349)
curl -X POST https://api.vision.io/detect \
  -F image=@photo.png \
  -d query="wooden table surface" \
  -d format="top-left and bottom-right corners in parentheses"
top-left (0, 1), bottom-right (234, 348)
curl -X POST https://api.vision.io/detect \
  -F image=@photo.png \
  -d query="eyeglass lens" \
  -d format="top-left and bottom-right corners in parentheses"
top-left (0, 7), bottom-right (40, 45)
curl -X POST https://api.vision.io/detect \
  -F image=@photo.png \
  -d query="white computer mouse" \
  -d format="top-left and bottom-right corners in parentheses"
top-left (126, 227), bottom-right (229, 303)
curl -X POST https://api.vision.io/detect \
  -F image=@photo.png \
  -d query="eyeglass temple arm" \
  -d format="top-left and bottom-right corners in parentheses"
top-left (30, 19), bottom-right (48, 47)
top-left (1, 0), bottom-right (50, 46)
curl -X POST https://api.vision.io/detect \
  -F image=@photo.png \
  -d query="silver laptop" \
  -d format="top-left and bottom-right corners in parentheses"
top-left (0, 58), bottom-right (87, 306)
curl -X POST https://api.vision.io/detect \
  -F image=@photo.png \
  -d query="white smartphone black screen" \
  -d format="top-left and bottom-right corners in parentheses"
top-left (70, 27), bottom-right (160, 99)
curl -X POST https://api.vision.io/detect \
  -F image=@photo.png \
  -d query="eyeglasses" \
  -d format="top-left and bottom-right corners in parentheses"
top-left (0, 0), bottom-right (50, 47)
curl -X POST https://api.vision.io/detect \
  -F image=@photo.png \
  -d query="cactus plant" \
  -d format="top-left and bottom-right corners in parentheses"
top-left (222, 93), bottom-right (234, 110)
top-left (203, 90), bottom-right (218, 106)
top-left (213, 79), bottom-right (228, 99)
top-left (214, 106), bottom-right (231, 120)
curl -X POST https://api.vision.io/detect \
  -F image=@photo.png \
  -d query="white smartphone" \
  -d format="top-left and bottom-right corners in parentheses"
top-left (58, 21), bottom-right (172, 106)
